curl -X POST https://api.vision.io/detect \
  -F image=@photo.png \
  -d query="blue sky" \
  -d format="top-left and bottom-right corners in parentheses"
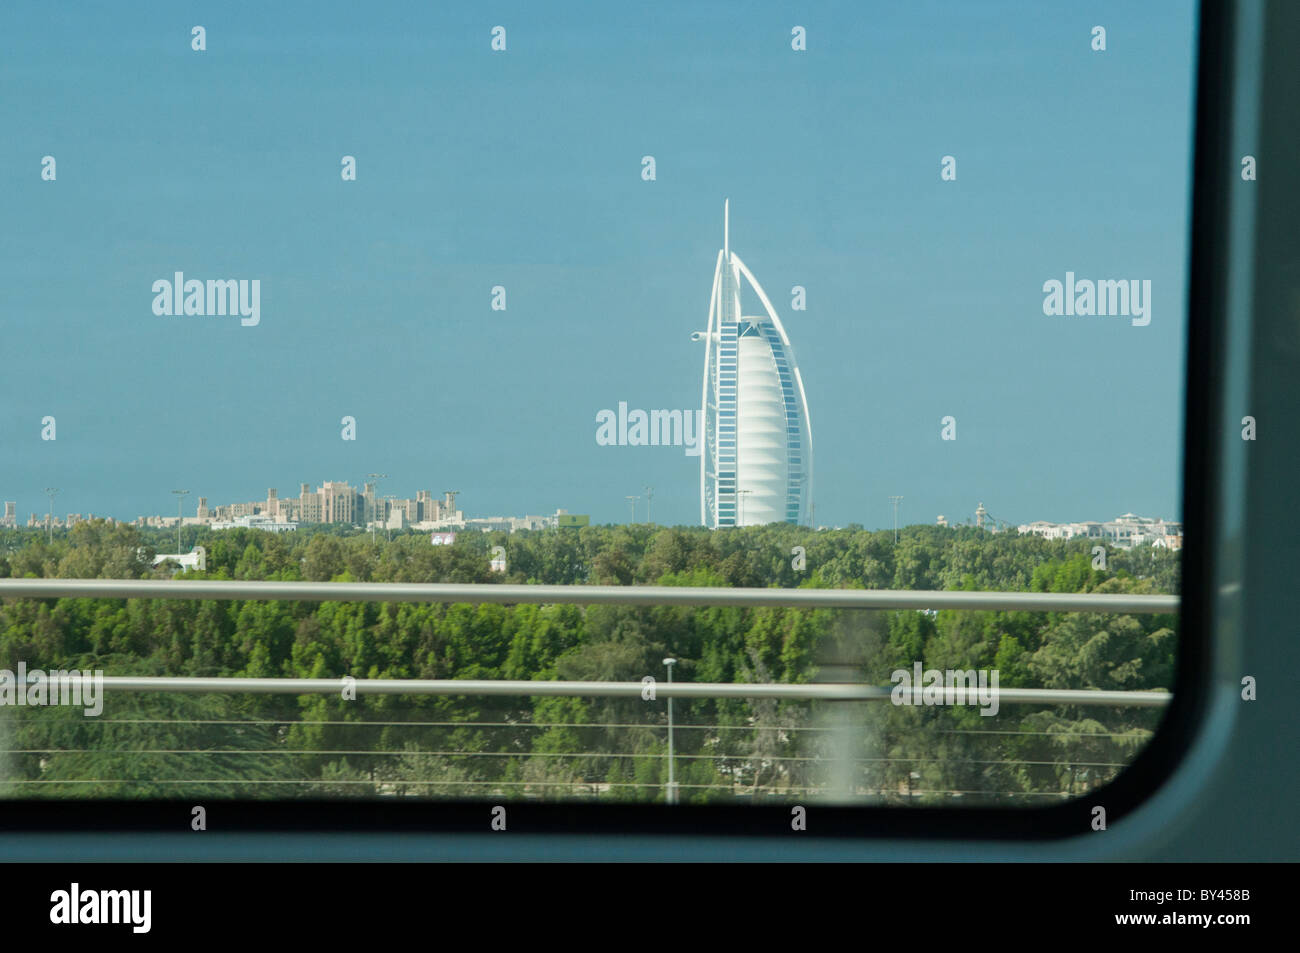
top-left (0, 1), bottom-right (1198, 529)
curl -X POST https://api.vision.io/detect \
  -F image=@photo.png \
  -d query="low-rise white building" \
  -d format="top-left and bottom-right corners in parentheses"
top-left (1017, 514), bottom-right (1183, 550)
top-left (152, 546), bottom-right (207, 571)
top-left (210, 514), bottom-right (298, 533)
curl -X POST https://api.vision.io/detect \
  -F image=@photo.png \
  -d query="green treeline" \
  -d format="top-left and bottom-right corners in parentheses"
top-left (0, 520), bottom-right (1179, 803)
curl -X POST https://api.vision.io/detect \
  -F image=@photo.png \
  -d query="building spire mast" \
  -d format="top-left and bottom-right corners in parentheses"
top-left (724, 198), bottom-right (730, 260)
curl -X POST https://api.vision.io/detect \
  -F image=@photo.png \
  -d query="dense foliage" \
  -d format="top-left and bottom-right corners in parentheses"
top-left (0, 520), bottom-right (1179, 803)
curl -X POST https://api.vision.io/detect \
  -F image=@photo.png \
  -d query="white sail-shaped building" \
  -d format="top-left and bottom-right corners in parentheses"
top-left (696, 201), bottom-right (813, 527)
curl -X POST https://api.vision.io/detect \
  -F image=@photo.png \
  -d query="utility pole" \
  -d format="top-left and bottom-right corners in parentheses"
top-left (625, 495), bottom-right (639, 524)
top-left (663, 657), bottom-right (677, 805)
top-left (737, 489), bottom-right (752, 527)
top-left (43, 487), bottom-right (58, 544)
top-left (889, 495), bottom-right (904, 543)
top-left (644, 486), bottom-right (654, 525)
top-left (172, 489), bottom-right (190, 554)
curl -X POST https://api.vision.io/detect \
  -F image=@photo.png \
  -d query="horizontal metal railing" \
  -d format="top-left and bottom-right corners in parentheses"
top-left (0, 580), bottom-right (1175, 708)
top-left (0, 579), bottom-right (1179, 613)
top-left (56, 677), bottom-right (1168, 707)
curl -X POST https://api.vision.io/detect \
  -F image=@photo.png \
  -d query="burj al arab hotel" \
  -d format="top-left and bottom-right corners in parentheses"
top-left (695, 201), bottom-right (813, 528)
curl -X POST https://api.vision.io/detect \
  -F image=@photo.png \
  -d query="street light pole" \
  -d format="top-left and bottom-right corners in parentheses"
top-left (663, 657), bottom-right (677, 805)
top-left (172, 489), bottom-right (190, 554)
top-left (889, 495), bottom-right (904, 543)
top-left (43, 487), bottom-right (58, 544)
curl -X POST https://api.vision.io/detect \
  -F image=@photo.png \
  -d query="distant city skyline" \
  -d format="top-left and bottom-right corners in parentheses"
top-left (0, 2), bottom-right (1196, 529)
top-left (1, 474), bottom-right (1183, 536)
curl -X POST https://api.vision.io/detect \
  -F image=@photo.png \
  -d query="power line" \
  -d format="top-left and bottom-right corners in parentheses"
top-left (46, 719), bottom-right (1156, 739)
top-left (3, 749), bottom-right (1134, 769)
